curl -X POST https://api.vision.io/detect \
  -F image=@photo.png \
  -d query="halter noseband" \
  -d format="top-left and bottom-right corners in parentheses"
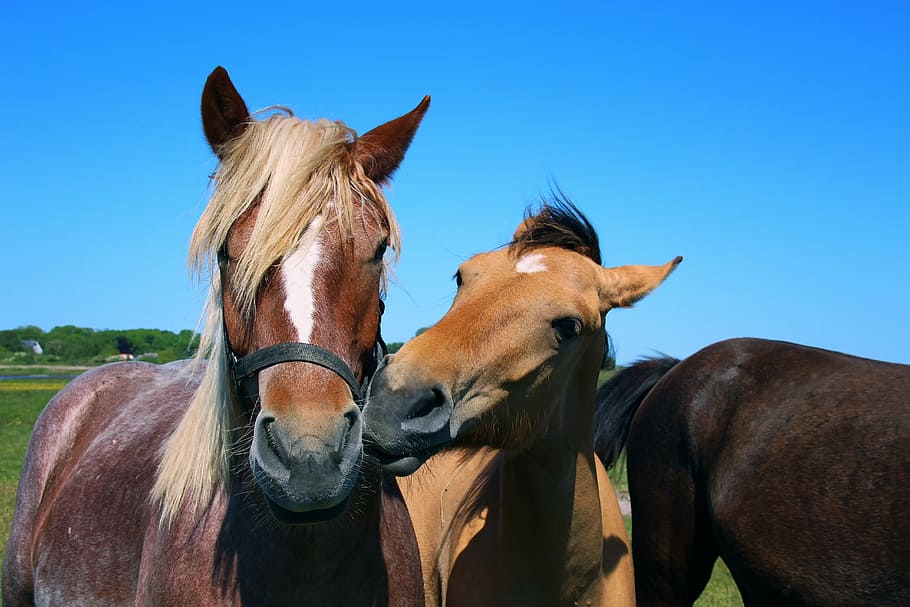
top-left (229, 342), bottom-right (366, 401)
top-left (218, 245), bottom-right (386, 405)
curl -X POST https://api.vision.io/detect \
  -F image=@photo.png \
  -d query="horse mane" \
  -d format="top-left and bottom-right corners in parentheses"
top-left (153, 111), bottom-right (400, 524)
top-left (511, 190), bottom-right (602, 265)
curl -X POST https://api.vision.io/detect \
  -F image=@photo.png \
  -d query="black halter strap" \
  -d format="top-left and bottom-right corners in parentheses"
top-left (231, 342), bottom-right (364, 401)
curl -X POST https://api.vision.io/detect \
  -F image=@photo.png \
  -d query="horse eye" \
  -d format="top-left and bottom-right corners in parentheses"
top-left (552, 317), bottom-right (583, 340)
top-left (217, 244), bottom-right (231, 265)
top-left (372, 239), bottom-right (388, 263)
top-left (454, 270), bottom-right (463, 288)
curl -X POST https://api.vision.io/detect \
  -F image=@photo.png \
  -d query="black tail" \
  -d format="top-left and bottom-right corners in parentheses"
top-left (594, 356), bottom-right (679, 469)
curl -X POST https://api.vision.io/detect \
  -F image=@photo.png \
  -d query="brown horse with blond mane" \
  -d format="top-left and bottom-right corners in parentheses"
top-left (363, 196), bottom-right (681, 606)
top-left (3, 67), bottom-right (429, 606)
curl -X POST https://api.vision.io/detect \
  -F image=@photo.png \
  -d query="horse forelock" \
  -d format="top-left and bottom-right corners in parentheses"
top-left (154, 112), bottom-right (400, 524)
top-left (188, 112), bottom-right (400, 320)
top-left (511, 191), bottom-right (602, 266)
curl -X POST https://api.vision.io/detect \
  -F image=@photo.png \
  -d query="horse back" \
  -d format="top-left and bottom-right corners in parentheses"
top-left (2, 361), bottom-right (197, 606)
top-left (630, 337), bottom-right (910, 604)
top-left (666, 338), bottom-right (910, 480)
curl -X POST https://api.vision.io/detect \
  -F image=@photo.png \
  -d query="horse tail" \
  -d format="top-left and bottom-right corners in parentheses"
top-left (594, 356), bottom-right (679, 469)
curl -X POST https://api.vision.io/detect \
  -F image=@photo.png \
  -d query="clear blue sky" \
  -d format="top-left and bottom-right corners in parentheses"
top-left (2, 2), bottom-right (908, 365)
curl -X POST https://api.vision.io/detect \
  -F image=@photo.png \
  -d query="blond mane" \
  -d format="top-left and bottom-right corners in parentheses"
top-left (153, 112), bottom-right (400, 523)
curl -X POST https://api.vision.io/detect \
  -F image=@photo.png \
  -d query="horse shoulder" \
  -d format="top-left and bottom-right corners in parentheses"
top-left (399, 448), bottom-right (499, 607)
top-left (134, 492), bottom-right (234, 607)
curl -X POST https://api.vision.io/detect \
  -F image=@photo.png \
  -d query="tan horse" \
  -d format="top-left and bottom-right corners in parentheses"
top-left (363, 196), bottom-right (681, 606)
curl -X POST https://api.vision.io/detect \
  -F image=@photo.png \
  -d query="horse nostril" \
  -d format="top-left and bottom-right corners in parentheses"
top-left (400, 384), bottom-right (452, 435)
top-left (343, 408), bottom-right (360, 432)
top-left (262, 417), bottom-right (286, 463)
top-left (411, 385), bottom-right (447, 420)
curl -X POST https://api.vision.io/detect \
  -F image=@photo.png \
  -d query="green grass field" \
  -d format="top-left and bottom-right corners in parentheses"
top-left (0, 376), bottom-right (744, 604)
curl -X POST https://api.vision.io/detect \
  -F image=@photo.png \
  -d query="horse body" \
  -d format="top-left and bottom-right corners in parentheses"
top-left (3, 67), bottom-right (429, 606)
top-left (364, 196), bottom-right (680, 606)
top-left (5, 361), bottom-right (420, 606)
top-left (596, 337), bottom-right (910, 606)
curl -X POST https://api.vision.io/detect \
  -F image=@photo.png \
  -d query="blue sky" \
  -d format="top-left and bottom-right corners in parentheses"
top-left (2, 2), bottom-right (908, 364)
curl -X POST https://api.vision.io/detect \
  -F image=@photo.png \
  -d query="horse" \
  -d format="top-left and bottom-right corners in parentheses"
top-left (2, 67), bottom-right (430, 606)
top-left (594, 337), bottom-right (910, 606)
top-left (362, 195), bottom-right (682, 606)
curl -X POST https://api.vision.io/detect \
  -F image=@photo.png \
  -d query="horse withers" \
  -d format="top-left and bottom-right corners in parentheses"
top-left (363, 195), bottom-right (681, 606)
top-left (595, 337), bottom-right (910, 606)
top-left (3, 67), bottom-right (429, 606)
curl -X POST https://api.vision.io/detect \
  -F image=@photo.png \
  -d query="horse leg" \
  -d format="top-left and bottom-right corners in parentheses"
top-left (380, 476), bottom-right (425, 607)
top-left (595, 459), bottom-right (635, 606)
top-left (627, 432), bottom-right (717, 606)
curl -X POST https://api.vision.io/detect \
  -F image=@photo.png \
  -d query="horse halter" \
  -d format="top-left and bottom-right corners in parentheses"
top-left (218, 245), bottom-right (386, 405)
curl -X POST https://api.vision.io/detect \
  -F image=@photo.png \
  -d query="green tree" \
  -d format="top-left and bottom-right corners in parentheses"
top-left (0, 326), bottom-right (46, 355)
top-left (1, 325), bottom-right (198, 365)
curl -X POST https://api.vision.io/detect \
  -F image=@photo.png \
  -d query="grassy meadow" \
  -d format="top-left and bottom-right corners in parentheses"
top-left (0, 373), bottom-right (743, 605)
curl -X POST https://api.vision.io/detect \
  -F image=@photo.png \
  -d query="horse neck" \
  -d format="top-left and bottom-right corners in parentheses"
top-left (495, 379), bottom-right (604, 603)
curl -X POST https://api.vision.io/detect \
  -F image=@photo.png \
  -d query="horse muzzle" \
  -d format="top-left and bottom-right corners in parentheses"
top-left (249, 407), bottom-right (363, 524)
top-left (362, 358), bottom-right (456, 476)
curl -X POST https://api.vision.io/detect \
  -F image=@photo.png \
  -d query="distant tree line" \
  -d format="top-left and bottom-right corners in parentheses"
top-left (0, 325), bottom-right (197, 365)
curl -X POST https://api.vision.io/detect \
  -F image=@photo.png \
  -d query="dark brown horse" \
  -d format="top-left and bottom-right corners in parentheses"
top-left (594, 337), bottom-right (910, 606)
top-left (2, 67), bottom-right (429, 606)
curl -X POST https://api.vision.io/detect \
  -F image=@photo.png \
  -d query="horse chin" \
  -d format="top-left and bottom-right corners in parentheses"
top-left (370, 445), bottom-right (440, 476)
top-left (249, 453), bottom-right (360, 524)
top-left (364, 417), bottom-right (457, 476)
top-left (381, 455), bottom-right (426, 476)
top-left (264, 494), bottom-right (351, 525)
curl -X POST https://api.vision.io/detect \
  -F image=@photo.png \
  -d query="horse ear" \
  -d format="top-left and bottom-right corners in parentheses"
top-left (201, 66), bottom-right (251, 157)
top-left (352, 96), bottom-right (430, 183)
top-left (598, 256), bottom-right (682, 311)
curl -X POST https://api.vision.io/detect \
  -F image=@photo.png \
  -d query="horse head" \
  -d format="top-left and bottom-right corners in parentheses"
top-left (155, 67), bottom-right (429, 523)
top-left (363, 195), bottom-right (680, 475)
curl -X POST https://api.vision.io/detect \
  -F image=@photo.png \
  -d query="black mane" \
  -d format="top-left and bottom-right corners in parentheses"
top-left (511, 191), bottom-right (602, 265)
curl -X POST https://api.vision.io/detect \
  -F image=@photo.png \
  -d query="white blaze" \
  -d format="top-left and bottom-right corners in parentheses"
top-left (515, 253), bottom-right (547, 274)
top-left (281, 218), bottom-right (325, 341)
